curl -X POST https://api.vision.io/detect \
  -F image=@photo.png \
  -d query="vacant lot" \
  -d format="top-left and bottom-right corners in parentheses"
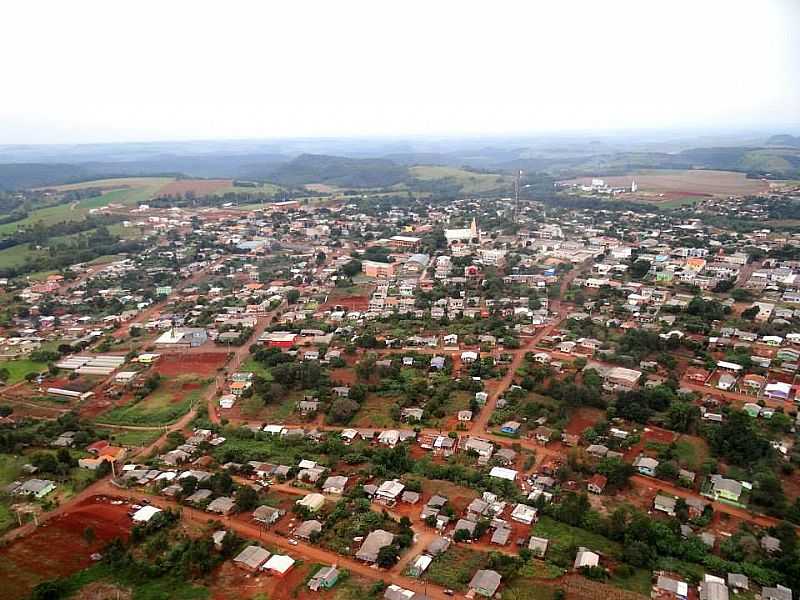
top-left (154, 352), bottom-right (228, 378)
top-left (561, 169), bottom-right (769, 197)
top-left (97, 375), bottom-right (208, 426)
top-left (425, 546), bottom-right (489, 590)
top-left (350, 393), bottom-right (397, 427)
top-left (0, 496), bottom-right (132, 600)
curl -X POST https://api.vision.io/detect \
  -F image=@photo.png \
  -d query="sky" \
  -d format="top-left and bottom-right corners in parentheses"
top-left (2, 0), bottom-right (799, 144)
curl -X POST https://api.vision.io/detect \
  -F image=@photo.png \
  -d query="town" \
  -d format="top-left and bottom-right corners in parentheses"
top-left (0, 169), bottom-right (799, 600)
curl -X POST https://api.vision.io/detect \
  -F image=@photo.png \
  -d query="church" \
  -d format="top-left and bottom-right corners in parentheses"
top-left (444, 218), bottom-right (479, 247)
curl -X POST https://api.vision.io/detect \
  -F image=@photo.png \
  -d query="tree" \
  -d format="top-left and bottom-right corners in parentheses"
top-left (329, 398), bottom-right (359, 423)
top-left (83, 526), bottom-right (96, 547)
top-left (235, 485), bottom-right (258, 512)
top-left (376, 545), bottom-right (399, 568)
top-left (286, 289), bottom-right (300, 304)
top-left (630, 259), bottom-right (651, 280)
top-left (666, 401), bottom-right (699, 433)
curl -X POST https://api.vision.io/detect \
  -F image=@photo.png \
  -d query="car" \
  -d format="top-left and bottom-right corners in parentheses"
top-left (288, 539), bottom-right (298, 546)
top-left (444, 590), bottom-right (454, 596)
top-left (131, 504), bottom-right (142, 510)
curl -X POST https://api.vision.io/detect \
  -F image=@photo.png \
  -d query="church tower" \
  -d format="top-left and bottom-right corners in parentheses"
top-left (631, 179), bottom-right (638, 193)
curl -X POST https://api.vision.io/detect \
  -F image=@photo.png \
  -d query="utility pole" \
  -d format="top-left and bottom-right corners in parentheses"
top-left (514, 169), bottom-right (522, 224)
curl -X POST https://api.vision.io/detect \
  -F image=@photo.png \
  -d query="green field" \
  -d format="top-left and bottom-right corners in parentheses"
top-left (103, 429), bottom-right (162, 448)
top-left (406, 166), bottom-right (511, 194)
top-left (0, 177), bottom-right (171, 236)
top-left (240, 357), bottom-right (273, 380)
top-left (97, 377), bottom-right (207, 426)
top-left (0, 358), bottom-right (49, 384)
top-left (531, 516), bottom-right (622, 563)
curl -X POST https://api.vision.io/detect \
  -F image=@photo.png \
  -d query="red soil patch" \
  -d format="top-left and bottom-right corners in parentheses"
top-left (154, 352), bottom-right (228, 377)
top-left (329, 367), bottom-right (357, 386)
top-left (565, 407), bottom-right (604, 436)
top-left (320, 295), bottom-right (369, 311)
top-left (158, 179), bottom-right (233, 196)
top-left (0, 496), bottom-right (132, 600)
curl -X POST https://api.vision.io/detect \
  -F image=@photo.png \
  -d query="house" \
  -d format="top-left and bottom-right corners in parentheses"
top-left (408, 554), bottom-right (433, 578)
top-left (376, 479), bottom-right (405, 505)
top-left (655, 575), bottom-right (689, 600)
top-left (463, 437), bottom-right (494, 459)
top-left (491, 527), bottom-right (511, 546)
top-left (425, 536), bottom-right (451, 556)
top-left (355, 529), bottom-right (395, 563)
top-left (14, 479), bottom-right (56, 498)
top-left (586, 474), bottom-right (607, 494)
top-left (322, 475), bottom-right (349, 495)
top-left (455, 518), bottom-right (477, 537)
top-left (295, 519), bottom-right (323, 540)
top-left (727, 573), bottom-right (748, 592)
top-left (468, 569), bottom-right (502, 598)
top-left (709, 475), bottom-right (742, 503)
top-left (262, 554), bottom-right (295, 577)
top-left (762, 585), bottom-right (792, 600)
top-left (131, 505), bottom-right (162, 523)
top-left (654, 494), bottom-right (678, 516)
top-left (500, 421), bottom-right (521, 435)
top-left (207, 496), bottom-right (236, 515)
top-left (633, 456), bottom-right (659, 477)
top-left (489, 466), bottom-right (517, 481)
top-left (253, 505), bottom-right (285, 525)
top-left (528, 536), bottom-right (549, 558)
top-left (308, 565), bottom-right (340, 591)
top-left (532, 426), bottom-right (554, 444)
top-left (296, 493), bottom-right (326, 512)
top-left (573, 547), bottom-right (600, 569)
top-left (510, 503), bottom-right (538, 525)
top-left (233, 545), bottom-right (271, 572)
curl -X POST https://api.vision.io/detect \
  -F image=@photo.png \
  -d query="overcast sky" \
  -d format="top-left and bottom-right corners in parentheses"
top-left (2, 0), bottom-right (799, 144)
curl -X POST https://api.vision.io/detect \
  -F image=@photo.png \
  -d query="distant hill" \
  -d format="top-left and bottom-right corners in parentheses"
top-left (766, 134), bottom-right (800, 147)
top-left (0, 163), bottom-right (90, 190)
top-left (265, 154), bottom-right (409, 188)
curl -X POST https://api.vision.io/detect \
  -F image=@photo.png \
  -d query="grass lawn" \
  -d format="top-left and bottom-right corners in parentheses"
top-left (673, 436), bottom-right (709, 471)
top-left (240, 357), bottom-right (273, 380)
top-left (0, 453), bottom-right (27, 487)
top-left (0, 244), bottom-right (46, 270)
top-left (0, 358), bottom-right (48, 384)
top-left (350, 393), bottom-right (397, 427)
top-left (501, 581), bottom-right (559, 600)
top-left (103, 429), bottom-right (162, 448)
top-left (97, 376), bottom-right (207, 426)
top-left (425, 546), bottom-right (489, 590)
top-left (609, 567), bottom-right (653, 595)
top-left (532, 516), bottom-right (623, 562)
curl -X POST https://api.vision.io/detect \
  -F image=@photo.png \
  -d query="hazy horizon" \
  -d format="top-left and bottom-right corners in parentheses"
top-left (3, 0), bottom-right (799, 145)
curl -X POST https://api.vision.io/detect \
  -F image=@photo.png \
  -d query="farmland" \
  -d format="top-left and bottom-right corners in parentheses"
top-left (560, 169), bottom-right (770, 198)
top-left (0, 177), bottom-right (171, 235)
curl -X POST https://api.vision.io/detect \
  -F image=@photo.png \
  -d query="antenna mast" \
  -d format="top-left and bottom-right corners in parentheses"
top-left (514, 169), bottom-right (523, 223)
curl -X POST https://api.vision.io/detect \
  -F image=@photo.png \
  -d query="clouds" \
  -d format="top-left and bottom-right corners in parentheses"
top-left (2, 0), bottom-right (798, 143)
